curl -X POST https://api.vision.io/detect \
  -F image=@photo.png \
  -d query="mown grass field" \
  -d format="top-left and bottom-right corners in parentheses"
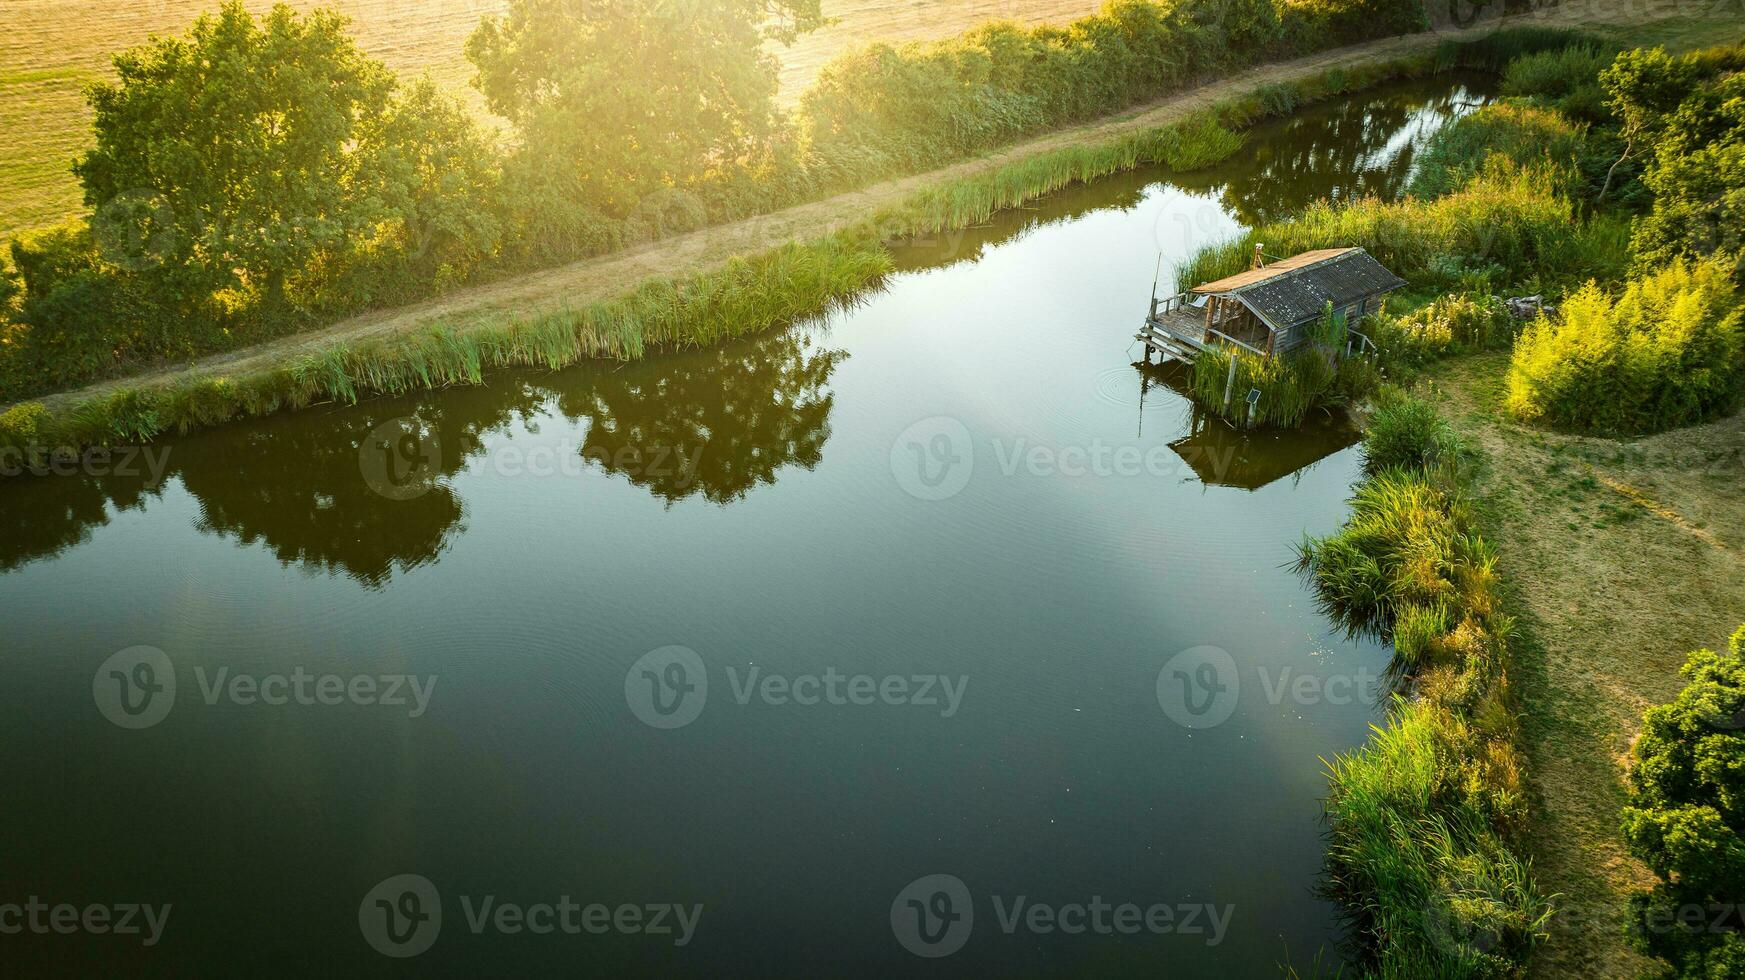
top-left (1426, 352), bottom-right (1745, 979)
top-left (0, 0), bottom-right (1103, 244)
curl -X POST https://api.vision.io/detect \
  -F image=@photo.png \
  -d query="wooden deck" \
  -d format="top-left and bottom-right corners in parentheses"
top-left (1136, 294), bottom-right (1270, 364)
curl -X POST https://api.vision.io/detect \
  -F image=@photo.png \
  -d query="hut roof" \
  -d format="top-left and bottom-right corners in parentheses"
top-left (1191, 248), bottom-right (1406, 329)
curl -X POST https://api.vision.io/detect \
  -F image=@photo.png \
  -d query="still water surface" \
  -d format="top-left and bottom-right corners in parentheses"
top-left (0, 75), bottom-right (1490, 976)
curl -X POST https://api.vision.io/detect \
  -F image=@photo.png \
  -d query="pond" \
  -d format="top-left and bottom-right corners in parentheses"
top-left (0, 74), bottom-right (1492, 976)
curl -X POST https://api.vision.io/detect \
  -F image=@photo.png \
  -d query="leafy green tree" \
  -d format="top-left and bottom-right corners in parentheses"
top-left (467, 0), bottom-right (825, 215)
top-left (1631, 73), bottom-right (1745, 277)
top-left (74, 2), bottom-right (397, 307)
top-left (1621, 626), bottom-right (1745, 978)
top-left (354, 78), bottom-right (504, 288)
top-left (0, 257), bottom-right (18, 313)
top-left (1596, 47), bottom-right (1699, 200)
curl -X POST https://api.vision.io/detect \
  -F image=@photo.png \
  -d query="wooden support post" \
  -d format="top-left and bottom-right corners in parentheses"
top-left (1222, 352), bottom-right (1237, 412)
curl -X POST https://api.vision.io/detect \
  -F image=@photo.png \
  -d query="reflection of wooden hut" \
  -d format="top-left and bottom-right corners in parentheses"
top-left (1137, 247), bottom-right (1406, 363)
top-left (1167, 415), bottom-right (1361, 491)
top-left (1135, 361), bottom-right (1362, 490)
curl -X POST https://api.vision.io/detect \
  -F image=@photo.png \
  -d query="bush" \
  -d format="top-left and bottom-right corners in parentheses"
top-left (1506, 259), bottom-right (1744, 434)
top-left (1499, 45), bottom-right (1615, 122)
top-left (1620, 626), bottom-right (1745, 978)
top-left (1179, 162), bottom-right (1581, 295)
top-left (0, 402), bottom-right (53, 454)
top-left (1629, 72), bottom-right (1745, 278)
top-left (1372, 292), bottom-right (1515, 368)
top-left (1278, 0), bottom-right (1427, 50)
top-left (1407, 103), bottom-right (1589, 200)
top-left (1363, 391), bottom-right (1467, 475)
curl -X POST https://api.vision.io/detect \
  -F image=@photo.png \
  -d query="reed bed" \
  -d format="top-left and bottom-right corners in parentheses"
top-left (1177, 162), bottom-right (1586, 294)
top-left (1299, 401), bottom-right (1550, 979)
top-left (1, 230), bottom-right (892, 459)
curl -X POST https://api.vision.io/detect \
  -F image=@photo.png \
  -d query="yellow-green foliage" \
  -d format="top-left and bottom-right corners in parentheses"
top-left (1179, 162), bottom-right (1583, 293)
top-left (1371, 292), bottom-right (1515, 367)
top-left (1407, 102), bottom-right (1589, 200)
top-left (1303, 415), bottom-right (1548, 976)
top-left (1506, 259), bottom-right (1744, 434)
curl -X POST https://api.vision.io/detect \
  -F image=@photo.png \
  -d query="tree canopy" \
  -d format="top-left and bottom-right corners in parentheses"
top-left (1622, 626), bottom-right (1745, 978)
top-left (75, 2), bottom-right (398, 305)
top-left (467, 0), bottom-right (825, 215)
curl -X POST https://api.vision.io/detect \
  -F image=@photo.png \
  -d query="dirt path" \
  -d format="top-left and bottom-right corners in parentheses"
top-left (15, 4), bottom-right (1626, 414)
top-left (1428, 353), bottom-right (1745, 980)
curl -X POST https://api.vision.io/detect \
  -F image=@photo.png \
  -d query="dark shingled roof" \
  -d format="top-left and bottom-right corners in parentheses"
top-left (1192, 248), bottom-right (1406, 329)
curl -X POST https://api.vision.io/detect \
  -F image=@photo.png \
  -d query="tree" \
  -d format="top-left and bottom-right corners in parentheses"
top-left (354, 78), bottom-right (504, 287)
top-left (74, 2), bottom-right (397, 308)
top-left (467, 0), bottom-right (825, 215)
top-left (1631, 73), bottom-right (1745, 277)
top-left (1596, 47), bottom-right (1699, 200)
top-left (1621, 626), bottom-right (1745, 978)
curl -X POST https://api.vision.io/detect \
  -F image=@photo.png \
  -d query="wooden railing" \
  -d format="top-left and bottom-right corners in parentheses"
top-left (1206, 327), bottom-right (1268, 358)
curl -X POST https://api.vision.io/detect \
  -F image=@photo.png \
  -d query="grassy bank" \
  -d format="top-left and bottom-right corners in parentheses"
top-left (1275, 20), bottom-right (1745, 977)
top-left (0, 33), bottom-right (1541, 471)
top-left (1424, 352), bottom-right (1745, 979)
top-left (1298, 394), bottom-right (1550, 978)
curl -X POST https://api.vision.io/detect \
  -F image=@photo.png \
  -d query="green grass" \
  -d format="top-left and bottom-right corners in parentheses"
top-left (1300, 401), bottom-right (1549, 977)
top-left (1, 229), bottom-right (892, 460)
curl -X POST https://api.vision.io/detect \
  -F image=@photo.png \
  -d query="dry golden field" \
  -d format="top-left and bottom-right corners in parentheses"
top-left (0, 0), bottom-right (1103, 244)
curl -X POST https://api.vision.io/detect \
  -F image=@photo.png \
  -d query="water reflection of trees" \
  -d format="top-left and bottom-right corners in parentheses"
top-left (0, 327), bottom-right (847, 583)
top-left (1172, 84), bottom-right (1486, 227)
top-left (890, 79), bottom-right (1488, 274)
top-left (553, 327), bottom-right (848, 505)
top-left (170, 391), bottom-right (548, 587)
top-left (0, 473), bottom-right (160, 574)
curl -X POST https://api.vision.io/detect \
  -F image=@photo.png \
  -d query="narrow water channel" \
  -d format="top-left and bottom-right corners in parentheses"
top-left (0, 74), bottom-right (1492, 976)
